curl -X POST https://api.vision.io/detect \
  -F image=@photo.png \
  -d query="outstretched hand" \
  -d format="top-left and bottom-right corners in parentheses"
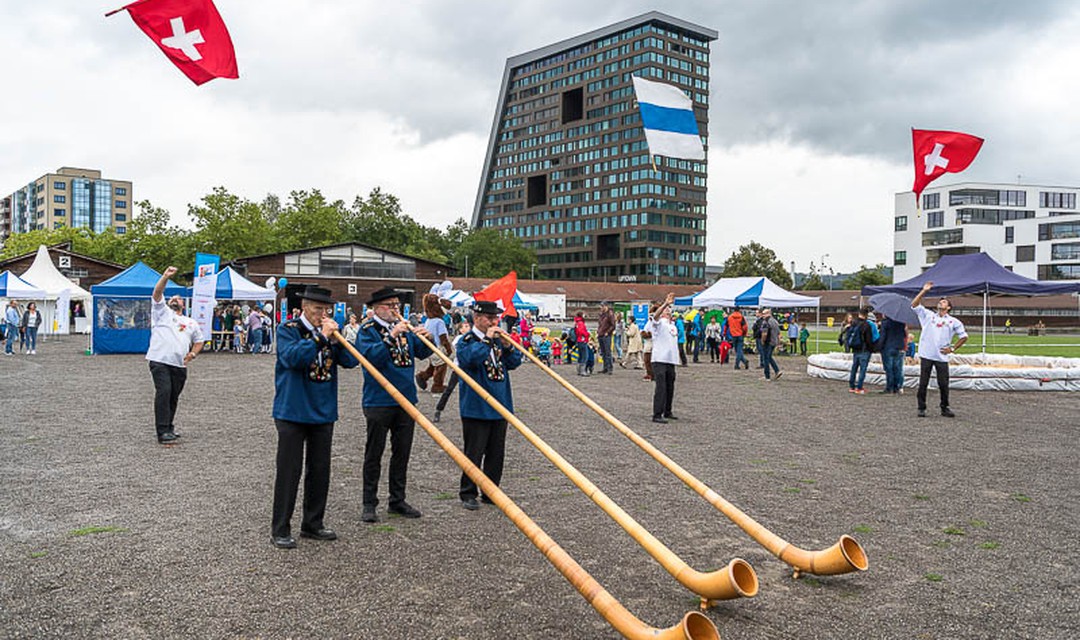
top-left (163, 266), bottom-right (178, 279)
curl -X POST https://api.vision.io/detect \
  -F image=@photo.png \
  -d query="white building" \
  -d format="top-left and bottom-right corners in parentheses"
top-left (894, 182), bottom-right (1080, 282)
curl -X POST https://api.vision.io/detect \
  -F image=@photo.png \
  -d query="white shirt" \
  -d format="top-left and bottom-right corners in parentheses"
top-left (914, 305), bottom-right (967, 363)
top-left (646, 317), bottom-right (679, 365)
top-left (146, 299), bottom-right (204, 368)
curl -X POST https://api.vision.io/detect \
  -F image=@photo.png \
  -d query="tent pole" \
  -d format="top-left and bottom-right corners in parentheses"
top-left (982, 287), bottom-right (988, 355)
top-left (815, 305), bottom-right (820, 355)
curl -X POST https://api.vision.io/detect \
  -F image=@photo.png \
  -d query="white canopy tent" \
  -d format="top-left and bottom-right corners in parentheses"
top-left (0, 270), bottom-right (47, 299)
top-left (19, 246), bottom-right (92, 335)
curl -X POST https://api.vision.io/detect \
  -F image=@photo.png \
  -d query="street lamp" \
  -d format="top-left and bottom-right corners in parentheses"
top-left (820, 254), bottom-right (831, 290)
top-left (531, 263), bottom-right (537, 280)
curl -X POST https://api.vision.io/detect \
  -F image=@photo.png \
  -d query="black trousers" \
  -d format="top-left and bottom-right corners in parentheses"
top-left (459, 417), bottom-right (508, 501)
top-left (149, 361), bottom-right (187, 437)
top-left (598, 335), bottom-right (613, 373)
top-left (362, 406), bottom-right (415, 508)
top-left (435, 371), bottom-right (460, 412)
top-left (917, 359), bottom-right (951, 411)
top-left (652, 362), bottom-right (676, 418)
top-left (271, 419), bottom-right (333, 538)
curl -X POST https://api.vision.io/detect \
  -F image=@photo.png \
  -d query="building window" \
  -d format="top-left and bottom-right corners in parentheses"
top-left (53, 181), bottom-right (66, 190)
top-left (1004, 226), bottom-right (1014, 244)
top-left (895, 216), bottom-right (907, 231)
top-left (54, 195), bottom-right (66, 203)
top-left (927, 211), bottom-right (944, 228)
top-left (1039, 192), bottom-right (1076, 209)
top-left (116, 227), bottom-right (126, 234)
top-left (115, 213), bottom-right (127, 222)
top-left (922, 193), bottom-right (939, 209)
top-left (1051, 242), bottom-right (1080, 261)
top-left (115, 187), bottom-right (128, 196)
top-left (922, 229), bottom-right (963, 246)
top-left (1039, 263), bottom-right (1080, 280)
top-left (894, 251), bottom-right (907, 265)
top-left (115, 200), bottom-right (127, 209)
top-left (1015, 245), bottom-right (1035, 262)
top-left (1039, 222), bottom-right (1080, 241)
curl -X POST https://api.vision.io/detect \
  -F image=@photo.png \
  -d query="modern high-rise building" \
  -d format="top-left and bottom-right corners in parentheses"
top-left (472, 12), bottom-right (716, 283)
top-left (893, 182), bottom-right (1080, 281)
top-left (6, 167), bottom-right (132, 239)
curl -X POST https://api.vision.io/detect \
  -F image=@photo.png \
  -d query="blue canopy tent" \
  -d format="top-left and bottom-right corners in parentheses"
top-left (512, 291), bottom-right (539, 313)
top-left (863, 253), bottom-right (1080, 352)
top-left (91, 262), bottom-right (188, 354)
top-left (676, 276), bottom-right (821, 350)
top-left (0, 270), bottom-right (46, 298)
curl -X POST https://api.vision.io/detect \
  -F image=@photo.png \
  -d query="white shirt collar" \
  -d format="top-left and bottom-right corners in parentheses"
top-left (374, 314), bottom-right (394, 330)
top-left (472, 327), bottom-right (487, 340)
top-left (300, 314), bottom-right (317, 332)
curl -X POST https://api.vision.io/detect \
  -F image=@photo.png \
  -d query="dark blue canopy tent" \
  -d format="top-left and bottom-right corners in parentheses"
top-left (863, 253), bottom-right (1080, 352)
top-left (90, 262), bottom-right (189, 354)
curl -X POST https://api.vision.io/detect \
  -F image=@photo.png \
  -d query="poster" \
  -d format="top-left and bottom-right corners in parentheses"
top-left (192, 252), bottom-right (220, 340)
top-left (632, 303), bottom-right (649, 329)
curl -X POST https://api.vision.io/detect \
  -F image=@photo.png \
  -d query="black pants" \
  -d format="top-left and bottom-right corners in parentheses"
top-left (652, 362), bottom-right (676, 418)
top-left (706, 338), bottom-right (720, 361)
top-left (435, 371), bottom-right (460, 412)
top-left (271, 419), bottom-right (333, 538)
top-left (598, 335), bottom-right (613, 373)
top-left (362, 406), bottom-right (415, 508)
top-left (459, 417), bottom-right (508, 500)
top-left (917, 359), bottom-right (951, 411)
top-left (149, 361), bottom-right (187, 437)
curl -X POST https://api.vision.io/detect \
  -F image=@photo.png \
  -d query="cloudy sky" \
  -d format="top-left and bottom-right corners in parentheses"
top-left (2, 0), bottom-right (1078, 273)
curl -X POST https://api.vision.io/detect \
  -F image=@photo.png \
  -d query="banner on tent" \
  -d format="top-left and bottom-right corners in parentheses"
top-left (55, 290), bottom-right (70, 333)
top-left (633, 303), bottom-right (650, 329)
top-left (193, 253), bottom-right (220, 340)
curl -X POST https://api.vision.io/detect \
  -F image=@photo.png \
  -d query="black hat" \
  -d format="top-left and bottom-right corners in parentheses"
top-left (297, 285), bottom-right (335, 304)
top-left (367, 287), bottom-right (404, 305)
top-left (471, 300), bottom-right (502, 316)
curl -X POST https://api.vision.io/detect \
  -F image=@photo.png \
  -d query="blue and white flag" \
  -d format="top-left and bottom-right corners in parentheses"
top-left (632, 76), bottom-right (705, 160)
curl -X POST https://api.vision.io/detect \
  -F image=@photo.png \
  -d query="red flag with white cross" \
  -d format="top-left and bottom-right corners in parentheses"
top-left (473, 271), bottom-right (519, 319)
top-left (911, 129), bottom-right (984, 202)
top-left (116, 0), bottom-right (238, 85)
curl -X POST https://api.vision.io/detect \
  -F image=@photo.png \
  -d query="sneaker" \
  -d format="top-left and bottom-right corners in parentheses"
top-left (917, 409), bottom-right (927, 418)
top-left (854, 389), bottom-right (866, 395)
top-left (774, 371), bottom-right (783, 380)
top-left (941, 408), bottom-right (956, 418)
top-left (848, 388), bottom-right (856, 393)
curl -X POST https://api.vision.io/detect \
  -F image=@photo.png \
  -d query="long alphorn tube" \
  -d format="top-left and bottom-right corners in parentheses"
top-left (333, 331), bottom-right (720, 640)
top-left (403, 322), bottom-right (757, 604)
top-left (505, 337), bottom-right (869, 578)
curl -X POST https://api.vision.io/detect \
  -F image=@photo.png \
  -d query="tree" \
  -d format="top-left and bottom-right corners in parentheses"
top-left (125, 201), bottom-right (195, 270)
top-left (842, 264), bottom-right (892, 289)
top-left (721, 241), bottom-right (793, 289)
top-left (271, 189), bottom-right (348, 252)
top-left (187, 187), bottom-right (275, 261)
top-left (799, 272), bottom-right (828, 290)
top-left (454, 228), bottom-right (537, 279)
top-left (341, 188), bottom-right (448, 263)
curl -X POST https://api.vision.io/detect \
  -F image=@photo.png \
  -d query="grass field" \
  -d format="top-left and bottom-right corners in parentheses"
top-left (802, 329), bottom-right (1080, 358)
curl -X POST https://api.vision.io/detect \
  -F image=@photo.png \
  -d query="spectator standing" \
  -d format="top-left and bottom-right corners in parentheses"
top-left (846, 308), bottom-right (874, 394)
top-left (704, 315), bottom-right (722, 363)
top-left (759, 308), bottom-right (782, 381)
top-left (879, 315), bottom-right (907, 394)
top-left (727, 307), bottom-right (749, 370)
top-left (675, 313), bottom-right (688, 367)
top-left (574, 312), bottom-right (591, 377)
top-left (646, 294), bottom-right (680, 423)
top-left (343, 313), bottom-right (361, 344)
top-left (911, 282), bottom-right (968, 418)
top-left (838, 313), bottom-right (854, 353)
top-left (752, 312), bottom-right (765, 368)
top-left (623, 320), bottom-right (643, 369)
top-left (21, 302), bottom-right (42, 355)
top-left (246, 307), bottom-right (264, 355)
top-left (642, 325), bottom-right (654, 381)
top-left (146, 267), bottom-right (204, 444)
top-left (596, 302), bottom-right (615, 375)
top-left (787, 318), bottom-right (800, 355)
top-left (799, 324), bottom-right (810, 356)
top-left (613, 313), bottom-right (625, 361)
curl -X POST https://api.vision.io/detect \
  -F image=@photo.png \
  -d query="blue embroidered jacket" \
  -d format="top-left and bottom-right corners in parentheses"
top-left (355, 318), bottom-right (432, 408)
top-left (457, 331), bottom-right (522, 421)
top-left (273, 319), bottom-right (359, 424)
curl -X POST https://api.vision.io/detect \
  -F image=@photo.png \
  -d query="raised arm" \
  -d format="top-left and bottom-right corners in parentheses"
top-left (652, 292), bottom-right (675, 321)
top-left (153, 266), bottom-right (178, 303)
top-left (911, 281), bottom-right (934, 308)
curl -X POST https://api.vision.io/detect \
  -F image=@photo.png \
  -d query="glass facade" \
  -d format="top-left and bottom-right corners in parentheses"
top-left (72, 179), bottom-right (91, 228)
top-left (474, 16), bottom-right (714, 283)
top-left (283, 246), bottom-right (416, 279)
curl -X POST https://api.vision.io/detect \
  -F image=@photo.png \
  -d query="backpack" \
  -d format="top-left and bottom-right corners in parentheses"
top-left (845, 321), bottom-right (866, 350)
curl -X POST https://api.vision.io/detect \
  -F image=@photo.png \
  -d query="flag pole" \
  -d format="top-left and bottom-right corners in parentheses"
top-left (105, 0), bottom-right (141, 17)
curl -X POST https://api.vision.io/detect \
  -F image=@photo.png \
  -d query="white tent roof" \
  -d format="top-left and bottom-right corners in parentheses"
top-left (679, 276), bottom-right (819, 308)
top-left (0, 270), bottom-right (47, 298)
top-left (216, 266), bottom-right (277, 300)
top-left (19, 245), bottom-right (92, 301)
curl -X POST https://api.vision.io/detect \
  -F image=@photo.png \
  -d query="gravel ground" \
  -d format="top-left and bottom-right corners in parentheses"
top-left (1, 339), bottom-right (1078, 639)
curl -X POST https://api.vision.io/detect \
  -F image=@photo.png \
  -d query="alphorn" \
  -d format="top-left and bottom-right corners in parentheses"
top-left (504, 337), bottom-right (869, 579)
top-left (403, 322), bottom-right (758, 605)
top-left (332, 331), bottom-right (721, 640)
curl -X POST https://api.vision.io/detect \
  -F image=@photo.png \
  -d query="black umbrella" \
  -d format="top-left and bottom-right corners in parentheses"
top-left (868, 292), bottom-right (919, 326)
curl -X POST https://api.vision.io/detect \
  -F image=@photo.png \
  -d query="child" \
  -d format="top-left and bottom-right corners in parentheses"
top-left (586, 335), bottom-right (599, 374)
top-left (799, 325), bottom-right (810, 356)
top-left (233, 320), bottom-right (246, 354)
top-left (538, 336), bottom-right (552, 366)
top-left (719, 338), bottom-right (731, 365)
top-left (552, 338), bottom-right (563, 365)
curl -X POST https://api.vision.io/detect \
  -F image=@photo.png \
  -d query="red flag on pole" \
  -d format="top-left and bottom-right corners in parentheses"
top-left (912, 129), bottom-right (984, 202)
top-left (473, 271), bottom-right (519, 319)
top-left (118, 0), bottom-right (238, 85)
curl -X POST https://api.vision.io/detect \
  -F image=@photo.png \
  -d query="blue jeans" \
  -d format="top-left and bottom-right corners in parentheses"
top-left (881, 349), bottom-right (905, 391)
top-left (732, 336), bottom-right (748, 368)
top-left (5, 322), bottom-right (17, 353)
top-left (25, 326), bottom-right (38, 351)
top-left (614, 336), bottom-right (624, 359)
top-left (849, 351), bottom-right (871, 390)
top-left (762, 344), bottom-right (780, 379)
top-left (249, 328), bottom-right (263, 353)
top-left (755, 338), bottom-right (764, 367)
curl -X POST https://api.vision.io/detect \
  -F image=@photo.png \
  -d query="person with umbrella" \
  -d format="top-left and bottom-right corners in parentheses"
top-left (869, 293), bottom-right (921, 395)
top-left (910, 282), bottom-right (968, 418)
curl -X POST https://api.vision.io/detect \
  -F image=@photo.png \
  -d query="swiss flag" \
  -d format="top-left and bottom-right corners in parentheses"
top-left (121, 0), bottom-right (238, 85)
top-left (473, 272), bottom-right (519, 319)
top-left (912, 129), bottom-right (984, 201)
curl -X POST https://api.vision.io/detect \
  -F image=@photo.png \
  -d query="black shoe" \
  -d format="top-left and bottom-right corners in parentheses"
top-left (461, 498), bottom-right (480, 511)
top-left (170, 431), bottom-right (182, 438)
top-left (663, 414), bottom-right (679, 420)
top-left (480, 495), bottom-right (495, 505)
top-left (415, 373), bottom-right (428, 391)
top-left (158, 432), bottom-right (178, 444)
top-left (652, 416), bottom-right (668, 424)
top-left (271, 535), bottom-right (297, 549)
top-left (299, 528), bottom-right (338, 541)
top-left (361, 506), bottom-right (378, 523)
top-left (941, 408), bottom-right (956, 418)
top-left (432, 410), bottom-right (441, 423)
top-left (388, 502), bottom-right (422, 518)
top-left (917, 409), bottom-right (927, 418)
